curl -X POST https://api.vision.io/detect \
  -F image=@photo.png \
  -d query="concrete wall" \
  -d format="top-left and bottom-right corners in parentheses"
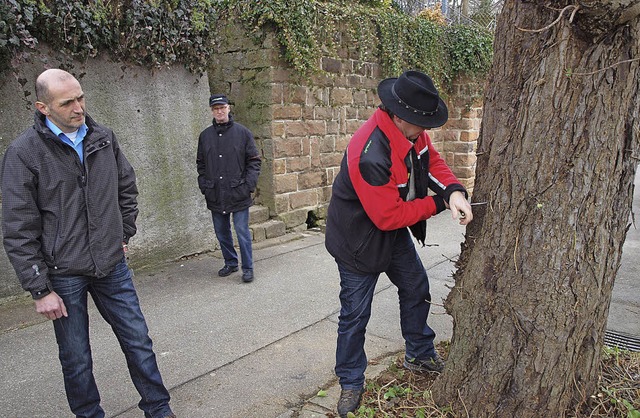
top-left (0, 47), bottom-right (216, 297)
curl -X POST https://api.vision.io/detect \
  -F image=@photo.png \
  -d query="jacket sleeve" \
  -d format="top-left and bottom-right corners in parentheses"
top-left (113, 134), bottom-right (139, 243)
top-left (244, 130), bottom-right (261, 191)
top-left (196, 133), bottom-right (208, 193)
top-left (1, 144), bottom-right (51, 292)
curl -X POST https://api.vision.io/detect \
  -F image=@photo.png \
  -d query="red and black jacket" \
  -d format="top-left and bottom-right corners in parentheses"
top-left (325, 108), bottom-right (466, 273)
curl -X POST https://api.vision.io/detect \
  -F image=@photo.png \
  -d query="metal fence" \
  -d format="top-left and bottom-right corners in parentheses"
top-left (394, 0), bottom-right (504, 30)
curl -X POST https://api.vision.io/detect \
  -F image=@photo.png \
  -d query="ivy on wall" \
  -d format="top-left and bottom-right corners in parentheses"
top-left (1, 0), bottom-right (493, 85)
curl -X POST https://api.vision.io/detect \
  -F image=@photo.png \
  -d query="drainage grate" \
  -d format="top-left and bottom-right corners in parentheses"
top-left (604, 330), bottom-right (640, 352)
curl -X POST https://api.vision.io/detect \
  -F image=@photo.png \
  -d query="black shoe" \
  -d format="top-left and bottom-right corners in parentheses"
top-left (242, 270), bottom-right (254, 283)
top-left (218, 265), bottom-right (238, 277)
top-left (403, 354), bottom-right (445, 373)
top-left (337, 387), bottom-right (364, 417)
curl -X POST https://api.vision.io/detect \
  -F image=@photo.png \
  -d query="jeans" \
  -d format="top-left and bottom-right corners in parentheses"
top-left (335, 228), bottom-right (437, 389)
top-left (212, 207), bottom-right (253, 272)
top-left (49, 258), bottom-right (172, 418)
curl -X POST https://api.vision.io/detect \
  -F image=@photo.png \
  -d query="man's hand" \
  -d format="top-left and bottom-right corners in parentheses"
top-left (448, 191), bottom-right (473, 225)
top-left (35, 292), bottom-right (68, 320)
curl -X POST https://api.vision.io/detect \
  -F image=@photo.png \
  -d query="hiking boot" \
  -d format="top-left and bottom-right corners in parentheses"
top-left (337, 387), bottom-right (364, 417)
top-left (242, 270), bottom-right (254, 283)
top-left (218, 265), bottom-right (238, 277)
top-left (403, 354), bottom-right (445, 373)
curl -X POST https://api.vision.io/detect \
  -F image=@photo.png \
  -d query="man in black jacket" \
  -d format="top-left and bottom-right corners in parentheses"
top-left (1, 69), bottom-right (175, 418)
top-left (196, 94), bottom-right (261, 283)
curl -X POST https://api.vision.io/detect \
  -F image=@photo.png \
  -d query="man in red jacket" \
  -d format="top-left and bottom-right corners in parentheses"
top-left (325, 70), bottom-right (473, 417)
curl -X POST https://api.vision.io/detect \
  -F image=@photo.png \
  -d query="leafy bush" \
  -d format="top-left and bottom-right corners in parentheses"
top-left (1, 0), bottom-right (493, 84)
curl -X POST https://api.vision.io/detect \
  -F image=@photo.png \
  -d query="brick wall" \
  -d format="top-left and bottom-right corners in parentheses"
top-left (209, 21), bottom-right (483, 231)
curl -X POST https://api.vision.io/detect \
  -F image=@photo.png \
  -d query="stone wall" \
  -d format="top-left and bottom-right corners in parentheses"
top-left (210, 21), bottom-right (483, 229)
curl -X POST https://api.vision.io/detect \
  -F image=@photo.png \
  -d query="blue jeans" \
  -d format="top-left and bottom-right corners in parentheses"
top-left (335, 228), bottom-right (437, 389)
top-left (49, 258), bottom-right (172, 418)
top-left (212, 207), bottom-right (253, 272)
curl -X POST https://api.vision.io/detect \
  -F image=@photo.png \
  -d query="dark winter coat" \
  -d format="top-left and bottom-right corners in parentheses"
top-left (1, 111), bottom-right (138, 295)
top-left (196, 116), bottom-right (261, 214)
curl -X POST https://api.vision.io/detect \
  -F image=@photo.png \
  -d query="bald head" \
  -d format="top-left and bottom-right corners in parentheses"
top-left (35, 69), bottom-right (78, 104)
top-left (34, 69), bottom-right (86, 133)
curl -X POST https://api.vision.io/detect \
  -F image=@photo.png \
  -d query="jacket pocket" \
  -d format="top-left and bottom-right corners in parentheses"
top-left (202, 179), bottom-right (217, 203)
top-left (229, 178), bottom-right (249, 203)
top-left (352, 226), bottom-right (395, 272)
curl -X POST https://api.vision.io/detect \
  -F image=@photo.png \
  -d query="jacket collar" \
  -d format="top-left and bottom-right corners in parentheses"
top-left (373, 108), bottom-right (427, 157)
top-left (34, 111), bottom-right (105, 145)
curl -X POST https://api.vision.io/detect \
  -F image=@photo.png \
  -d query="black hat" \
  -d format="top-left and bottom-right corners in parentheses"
top-left (209, 94), bottom-right (229, 106)
top-left (377, 70), bottom-right (448, 128)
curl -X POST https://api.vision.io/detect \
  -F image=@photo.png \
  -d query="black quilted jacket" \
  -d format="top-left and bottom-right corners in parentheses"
top-left (1, 111), bottom-right (138, 294)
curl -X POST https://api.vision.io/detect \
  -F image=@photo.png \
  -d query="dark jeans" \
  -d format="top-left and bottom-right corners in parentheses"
top-left (212, 207), bottom-right (253, 272)
top-left (335, 228), bottom-right (437, 389)
top-left (50, 258), bottom-right (172, 418)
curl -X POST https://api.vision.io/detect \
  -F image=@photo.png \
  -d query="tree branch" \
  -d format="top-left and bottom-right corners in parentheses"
top-left (516, 5), bottom-right (580, 33)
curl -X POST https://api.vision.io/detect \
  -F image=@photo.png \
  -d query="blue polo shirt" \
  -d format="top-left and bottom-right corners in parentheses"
top-left (45, 118), bottom-right (88, 163)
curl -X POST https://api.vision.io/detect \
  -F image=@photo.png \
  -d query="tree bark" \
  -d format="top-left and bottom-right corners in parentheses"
top-left (433, 0), bottom-right (640, 416)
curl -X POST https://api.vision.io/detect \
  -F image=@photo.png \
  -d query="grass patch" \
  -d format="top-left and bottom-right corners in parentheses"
top-left (342, 342), bottom-right (639, 418)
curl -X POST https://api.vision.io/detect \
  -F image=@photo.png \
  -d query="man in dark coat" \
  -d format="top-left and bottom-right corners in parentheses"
top-left (196, 94), bottom-right (262, 283)
top-left (1, 69), bottom-right (175, 418)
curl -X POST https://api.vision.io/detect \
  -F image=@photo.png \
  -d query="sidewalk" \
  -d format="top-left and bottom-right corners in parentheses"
top-left (0, 175), bottom-right (638, 417)
top-left (0, 212), bottom-right (467, 418)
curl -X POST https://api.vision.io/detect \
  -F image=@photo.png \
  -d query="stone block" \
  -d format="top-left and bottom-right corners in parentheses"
top-left (250, 224), bottom-right (267, 242)
top-left (286, 156), bottom-right (311, 172)
top-left (284, 121), bottom-right (308, 137)
top-left (275, 194), bottom-right (290, 213)
top-left (322, 57), bottom-right (342, 74)
top-left (346, 119), bottom-right (363, 135)
top-left (275, 173), bottom-right (298, 193)
top-left (320, 136), bottom-right (336, 153)
top-left (353, 90), bottom-right (368, 106)
top-left (306, 120), bottom-right (327, 136)
top-left (330, 88), bottom-right (353, 105)
top-left (320, 152), bottom-right (344, 167)
top-left (444, 118), bottom-right (475, 130)
top-left (455, 153), bottom-right (477, 167)
top-left (273, 158), bottom-right (286, 175)
top-left (273, 104), bottom-right (302, 120)
top-left (285, 85), bottom-right (308, 105)
top-left (289, 189), bottom-right (319, 209)
top-left (298, 170), bottom-right (326, 189)
top-left (278, 208), bottom-right (310, 229)
top-left (460, 130), bottom-right (479, 142)
top-left (265, 219), bottom-right (287, 238)
top-left (274, 137), bottom-right (302, 158)
top-left (249, 205), bottom-right (270, 224)
top-left (271, 122), bottom-right (285, 137)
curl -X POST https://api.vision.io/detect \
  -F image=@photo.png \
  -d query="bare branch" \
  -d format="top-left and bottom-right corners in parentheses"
top-left (517, 5), bottom-right (580, 33)
top-left (572, 57), bottom-right (640, 76)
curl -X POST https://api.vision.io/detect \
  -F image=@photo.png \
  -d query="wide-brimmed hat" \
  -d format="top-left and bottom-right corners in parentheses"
top-left (377, 70), bottom-right (448, 128)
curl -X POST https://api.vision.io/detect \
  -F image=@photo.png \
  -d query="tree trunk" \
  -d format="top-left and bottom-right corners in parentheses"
top-left (433, 0), bottom-right (640, 416)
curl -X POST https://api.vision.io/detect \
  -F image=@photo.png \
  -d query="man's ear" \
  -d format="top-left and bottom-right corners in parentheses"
top-left (35, 101), bottom-right (48, 115)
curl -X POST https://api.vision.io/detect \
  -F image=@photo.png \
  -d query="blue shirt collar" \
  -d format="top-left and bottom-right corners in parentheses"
top-left (45, 117), bottom-right (88, 141)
